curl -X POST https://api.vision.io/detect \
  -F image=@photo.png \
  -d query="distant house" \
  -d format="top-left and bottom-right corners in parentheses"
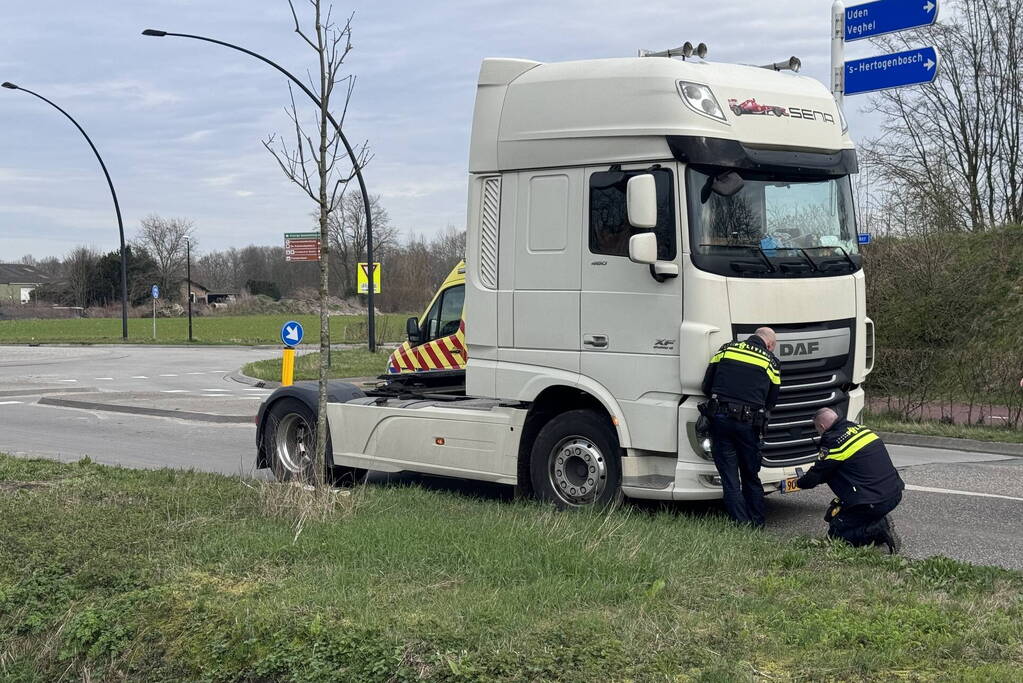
top-left (0, 263), bottom-right (55, 304)
top-left (180, 279), bottom-right (211, 305)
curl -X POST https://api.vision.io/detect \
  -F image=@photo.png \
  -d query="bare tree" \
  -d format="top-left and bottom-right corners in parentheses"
top-left (263, 0), bottom-right (370, 484)
top-left (135, 215), bottom-right (197, 297)
top-left (862, 0), bottom-right (1023, 231)
top-left (64, 246), bottom-right (99, 308)
top-left (328, 191), bottom-right (397, 296)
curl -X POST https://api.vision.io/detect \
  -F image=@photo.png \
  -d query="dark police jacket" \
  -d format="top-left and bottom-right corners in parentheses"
top-left (701, 335), bottom-right (781, 410)
top-left (796, 420), bottom-right (905, 507)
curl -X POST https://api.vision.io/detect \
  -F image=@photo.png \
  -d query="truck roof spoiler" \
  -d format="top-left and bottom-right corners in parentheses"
top-left (477, 58), bottom-right (542, 86)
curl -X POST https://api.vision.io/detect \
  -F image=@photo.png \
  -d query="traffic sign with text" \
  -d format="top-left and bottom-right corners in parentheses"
top-left (845, 46), bottom-right (939, 96)
top-left (357, 262), bottom-right (382, 294)
top-left (280, 320), bottom-right (304, 347)
top-left (284, 232), bottom-right (321, 262)
top-left (845, 0), bottom-right (938, 42)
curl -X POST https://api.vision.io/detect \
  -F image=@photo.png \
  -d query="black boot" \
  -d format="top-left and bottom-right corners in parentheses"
top-left (874, 516), bottom-right (902, 555)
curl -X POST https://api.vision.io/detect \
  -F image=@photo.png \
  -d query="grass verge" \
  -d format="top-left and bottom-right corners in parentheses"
top-left (242, 349), bottom-right (390, 382)
top-left (2, 455), bottom-right (1022, 681)
top-left (866, 411), bottom-right (1023, 445)
top-left (0, 313), bottom-right (408, 346)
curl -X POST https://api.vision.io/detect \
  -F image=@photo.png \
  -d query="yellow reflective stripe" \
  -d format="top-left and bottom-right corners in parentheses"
top-left (709, 351), bottom-right (725, 364)
top-left (720, 349), bottom-right (781, 385)
top-left (825, 430), bottom-right (879, 461)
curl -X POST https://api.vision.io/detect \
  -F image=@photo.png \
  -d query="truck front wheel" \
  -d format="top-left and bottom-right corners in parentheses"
top-left (529, 410), bottom-right (623, 509)
top-left (264, 397), bottom-right (366, 486)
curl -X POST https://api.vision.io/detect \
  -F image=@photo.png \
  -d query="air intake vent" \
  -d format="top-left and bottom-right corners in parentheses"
top-left (864, 318), bottom-right (875, 374)
top-left (479, 177), bottom-right (500, 289)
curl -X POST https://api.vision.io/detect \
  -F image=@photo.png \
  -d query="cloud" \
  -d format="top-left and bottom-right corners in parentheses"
top-left (46, 79), bottom-right (181, 109)
top-left (235, 190), bottom-right (255, 197)
top-left (177, 129), bottom-right (214, 144)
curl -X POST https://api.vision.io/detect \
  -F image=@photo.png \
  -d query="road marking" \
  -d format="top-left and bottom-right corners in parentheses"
top-left (243, 388), bottom-right (269, 392)
top-left (204, 388), bottom-right (231, 392)
top-left (186, 372), bottom-right (205, 375)
top-left (0, 400), bottom-right (23, 405)
top-left (240, 396), bottom-right (264, 400)
top-left (905, 483), bottom-right (1023, 503)
top-left (159, 374), bottom-right (179, 377)
top-left (161, 390), bottom-right (190, 394)
top-left (57, 379), bottom-right (78, 383)
top-left (95, 377), bottom-right (114, 380)
top-left (131, 375), bottom-right (149, 379)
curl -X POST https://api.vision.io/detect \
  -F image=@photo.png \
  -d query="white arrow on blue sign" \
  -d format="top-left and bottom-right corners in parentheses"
top-left (280, 320), bottom-right (304, 347)
top-left (845, 0), bottom-right (938, 42)
top-left (151, 285), bottom-right (160, 299)
top-left (845, 46), bottom-right (939, 96)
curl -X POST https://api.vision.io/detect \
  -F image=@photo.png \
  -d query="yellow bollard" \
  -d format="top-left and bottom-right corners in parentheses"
top-left (281, 347), bottom-right (295, 386)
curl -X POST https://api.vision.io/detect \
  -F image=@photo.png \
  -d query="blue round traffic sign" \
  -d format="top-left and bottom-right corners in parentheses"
top-left (280, 320), bottom-right (304, 347)
top-left (151, 285), bottom-right (160, 299)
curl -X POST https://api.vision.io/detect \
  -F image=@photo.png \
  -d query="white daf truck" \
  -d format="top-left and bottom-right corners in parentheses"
top-left (256, 50), bottom-right (873, 507)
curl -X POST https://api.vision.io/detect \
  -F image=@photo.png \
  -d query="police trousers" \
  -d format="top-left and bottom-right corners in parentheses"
top-left (710, 415), bottom-right (765, 527)
top-left (827, 491), bottom-right (902, 547)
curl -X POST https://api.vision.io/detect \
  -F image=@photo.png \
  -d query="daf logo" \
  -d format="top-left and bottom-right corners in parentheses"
top-left (779, 341), bottom-right (820, 357)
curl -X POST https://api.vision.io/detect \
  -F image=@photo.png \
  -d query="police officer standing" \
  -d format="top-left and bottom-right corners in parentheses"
top-left (701, 327), bottom-right (781, 527)
top-left (794, 407), bottom-right (904, 553)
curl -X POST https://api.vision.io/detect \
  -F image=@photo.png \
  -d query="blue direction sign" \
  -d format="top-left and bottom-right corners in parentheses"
top-left (280, 320), bottom-right (304, 347)
top-left (151, 285), bottom-right (160, 299)
top-left (845, 46), bottom-right (939, 96)
top-left (845, 0), bottom-right (938, 42)
top-left (858, 233), bottom-right (872, 245)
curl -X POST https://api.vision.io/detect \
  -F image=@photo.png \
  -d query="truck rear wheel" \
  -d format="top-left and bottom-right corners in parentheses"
top-left (264, 398), bottom-right (366, 486)
top-left (529, 409), bottom-right (622, 509)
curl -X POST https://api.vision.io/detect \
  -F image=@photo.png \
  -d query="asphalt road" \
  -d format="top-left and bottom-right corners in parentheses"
top-left (2, 345), bottom-right (1022, 570)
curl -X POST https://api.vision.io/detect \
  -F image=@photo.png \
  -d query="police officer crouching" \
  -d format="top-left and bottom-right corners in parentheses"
top-left (701, 327), bottom-right (781, 528)
top-left (795, 408), bottom-right (904, 553)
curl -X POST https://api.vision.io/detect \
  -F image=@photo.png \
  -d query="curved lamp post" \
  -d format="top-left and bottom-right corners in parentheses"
top-left (141, 29), bottom-right (377, 352)
top-left (2, 81), bottom-right (130, 339)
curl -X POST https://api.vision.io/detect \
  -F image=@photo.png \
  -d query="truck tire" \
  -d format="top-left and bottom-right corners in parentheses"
top-left (264, 397), bottom-right (367, 486)
top-left (529, 409), bottom-right (623, 509)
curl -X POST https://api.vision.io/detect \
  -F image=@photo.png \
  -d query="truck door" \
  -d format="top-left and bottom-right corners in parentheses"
top-left (580, 163), bottom-right (684, 452)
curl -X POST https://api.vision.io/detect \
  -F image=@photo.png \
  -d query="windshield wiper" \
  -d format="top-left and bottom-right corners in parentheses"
top-left (803, 246), bottom-right (857, 272)
top-left (700, 243), bottom-right (776, 273)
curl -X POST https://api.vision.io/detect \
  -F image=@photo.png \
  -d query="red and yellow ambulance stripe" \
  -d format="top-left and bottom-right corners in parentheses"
top-left (387, 320), bottom-right (466, 373)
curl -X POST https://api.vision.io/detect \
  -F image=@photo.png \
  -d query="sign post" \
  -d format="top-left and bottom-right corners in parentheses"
top-left (151, 284), bottom-right (160, 340)
top-left (832, 0), bottom-right (940, 104)
top-left (279, 320), bottom-right (304, 387)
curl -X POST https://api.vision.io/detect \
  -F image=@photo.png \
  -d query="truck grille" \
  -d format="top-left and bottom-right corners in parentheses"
top-left (762, 368), bottom-right (847, 466)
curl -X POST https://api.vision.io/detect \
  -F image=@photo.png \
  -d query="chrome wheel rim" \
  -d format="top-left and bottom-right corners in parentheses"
top-left (274, 413), bottom-right (313, 475)
top-left (548, 436), bottom-right (607, 506)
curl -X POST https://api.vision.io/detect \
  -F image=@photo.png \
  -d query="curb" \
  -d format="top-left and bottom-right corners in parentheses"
top-left (879, 431), bottom-right (1023, 458)
top-left (37, 396), bottom-right (252, 424)
top-left (228, 371), bottom-right (274, 389)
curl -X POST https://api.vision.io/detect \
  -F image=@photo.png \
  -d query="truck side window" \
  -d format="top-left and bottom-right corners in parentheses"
top-left (589, 168), bottom-right (676, 260)
top-left (424, 284), bottom-right (465, 341)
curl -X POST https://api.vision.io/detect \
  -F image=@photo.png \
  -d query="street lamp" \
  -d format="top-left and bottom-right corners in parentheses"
top-left (185, 236), bottom-right (193, 342)
top-left (2, 81), bottom-right (130, 339)
top-left (141, 29), bottom-right (378, 352)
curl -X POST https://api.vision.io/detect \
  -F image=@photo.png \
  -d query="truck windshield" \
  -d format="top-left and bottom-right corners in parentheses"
top-left (686, 168), bottom-right (861, 278)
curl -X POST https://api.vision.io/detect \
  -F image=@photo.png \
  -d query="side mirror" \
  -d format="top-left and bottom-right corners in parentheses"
top-left (626, 174), bottom-right (657, 229)
top-left (406, 316), bottom-right (422, 345)
top-left (629, 232), bottom-right (658, 265)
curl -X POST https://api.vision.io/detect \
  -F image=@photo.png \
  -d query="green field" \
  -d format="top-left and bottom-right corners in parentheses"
top-left (243, 349), bottom-right (392, 382)
top-left (2, 455), bottom-right (1021, 681)
top-left (0, 313), bottom-right (407, 345)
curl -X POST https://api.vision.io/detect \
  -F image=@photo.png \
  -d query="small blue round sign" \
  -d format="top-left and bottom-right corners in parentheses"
top-left (151, 285), bottom-right (160, 299)
top-left (280, 320), bottom-right (304, 347)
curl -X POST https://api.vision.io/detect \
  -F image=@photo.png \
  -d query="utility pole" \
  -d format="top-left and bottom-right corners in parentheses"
top-left (831, 0), bottom-right (846, 108)
top-left (186, 236), bottom-right (193, 342)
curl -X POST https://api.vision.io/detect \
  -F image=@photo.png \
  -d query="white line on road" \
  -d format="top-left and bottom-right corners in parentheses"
top-left (906, 483), bottom-right (1023, 503)
top-left (0, 400), bottom-right (23, 405)
top-left (186, 372), bottom-right (205, 375)
top-left (161, 390), bottom-right (190, 394)
top-left (131, 376), bottom-right (149, 379)
top-left (243, 388), bottom-right (269, 392)
top-left (95, 377), bottom-right (114, 380)
top-left (240, 396), bottom-right (264, 400)
top-left (159, 374), bottom-right (179, 377)
top-left (204, 389), bottom-right (231, 392)
top-left (57, 379), bottom-right (78, 382)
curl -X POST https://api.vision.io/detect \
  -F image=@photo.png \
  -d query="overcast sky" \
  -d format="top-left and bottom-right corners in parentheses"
top-left (0, 0), bottom-right (887, 260)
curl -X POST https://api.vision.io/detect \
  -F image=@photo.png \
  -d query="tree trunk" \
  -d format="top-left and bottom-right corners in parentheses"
top-left (314, 1), bottom-right (330, 486)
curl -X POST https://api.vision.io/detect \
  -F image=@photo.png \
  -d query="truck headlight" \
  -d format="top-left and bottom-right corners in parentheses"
top-left (677, 81), bottom-right (727, 123)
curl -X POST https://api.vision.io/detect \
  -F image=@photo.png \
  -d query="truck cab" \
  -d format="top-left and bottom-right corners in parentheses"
top-left (258, 51), bottom-right (873, 507)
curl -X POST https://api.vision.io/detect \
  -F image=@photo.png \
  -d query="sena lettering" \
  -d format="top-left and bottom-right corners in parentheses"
top-left (779, 341), bottom-right (820, 357)
top-left (788, 107), bottom-right (835, 124)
